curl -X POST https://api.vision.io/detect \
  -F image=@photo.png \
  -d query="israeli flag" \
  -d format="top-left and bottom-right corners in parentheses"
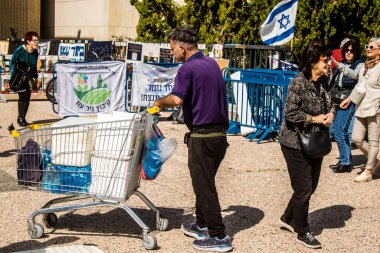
top-left (260, 0), bottom-right (298, 45)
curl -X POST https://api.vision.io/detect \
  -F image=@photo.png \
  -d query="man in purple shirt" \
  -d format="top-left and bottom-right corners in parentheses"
top-left (153, 27), bottom-right (232, 252)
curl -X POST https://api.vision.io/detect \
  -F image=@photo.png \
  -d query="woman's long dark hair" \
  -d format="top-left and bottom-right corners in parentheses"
top-left (299, 40), bottom-right (332, 79)
top-left (341, 38), bottom-right (361, 62)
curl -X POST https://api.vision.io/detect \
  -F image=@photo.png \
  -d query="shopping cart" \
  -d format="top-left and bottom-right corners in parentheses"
top-left (13, 113), bottom-right (168, 250)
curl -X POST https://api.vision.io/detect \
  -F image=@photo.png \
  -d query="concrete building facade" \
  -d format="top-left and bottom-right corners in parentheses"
top-left (0, 0), bottom-right (41, 39)
top-left (41, 0), bottom-right (140, 40)
top-left (0, 0), bottom-right (139, 40)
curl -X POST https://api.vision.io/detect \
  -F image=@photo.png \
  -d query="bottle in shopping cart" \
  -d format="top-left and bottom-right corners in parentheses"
top-left (43, 163), bottom-right (60, 193)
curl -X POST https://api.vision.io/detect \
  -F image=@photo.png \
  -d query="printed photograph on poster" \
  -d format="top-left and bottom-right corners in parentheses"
top-left (159, 48), bottom-right (174, 63)
top-left (127, 43), bottom-right (143, 61)
top-left (37, 56), bottom-right (46, 73)
top-left (212, 44), bottom-right (224, 59)
top-left (142, 43), bottom-right (160, 63)
top-left (0, 40), bottom-right (9, 55)
top-left (198, 44), bottom-right (206, 54)
top-left (114, 41), bottom-right (127, 61)
top-left (1, 74), bottom-right (11, 92)
top-left (44, 55), bottom-right (59, 73)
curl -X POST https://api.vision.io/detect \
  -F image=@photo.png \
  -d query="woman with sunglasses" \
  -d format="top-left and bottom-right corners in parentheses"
top-left (340, 37), bottom-right (380, 182)
top-left (329, 38), bottom-right (364, 173)
top-left (278, 40), bottom-right (334, 249)
top-left (9, 31), bottom-right (39, 127)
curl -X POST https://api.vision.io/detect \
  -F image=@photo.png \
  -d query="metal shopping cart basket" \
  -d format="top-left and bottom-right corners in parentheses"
top-left (12, 113), bottom-right (168, 250)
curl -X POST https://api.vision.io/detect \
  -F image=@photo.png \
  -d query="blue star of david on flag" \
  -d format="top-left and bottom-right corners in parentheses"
top-left (260, 0), bottom-right (298, 45)
top-left (278, 14), bottom-right (291, 29)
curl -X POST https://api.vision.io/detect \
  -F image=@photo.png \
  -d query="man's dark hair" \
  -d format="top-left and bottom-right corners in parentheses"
top-left (168, 27), bottom-right (198, 50)
top-left (299, 40), bottom-right (332, 79)
top-left (24, 31), bottom-right (39, 44)
top-left (341, 38), bottom-right (362, 62)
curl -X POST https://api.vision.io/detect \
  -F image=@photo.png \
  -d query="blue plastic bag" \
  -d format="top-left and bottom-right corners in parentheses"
top-left (140, 116), bottom-right (177, 179)
top-left (42, 149), bottom-right (92, 194)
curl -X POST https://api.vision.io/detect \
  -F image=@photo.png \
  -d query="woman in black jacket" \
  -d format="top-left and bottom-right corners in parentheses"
top-left (278, 40), bottom-right (335, 249)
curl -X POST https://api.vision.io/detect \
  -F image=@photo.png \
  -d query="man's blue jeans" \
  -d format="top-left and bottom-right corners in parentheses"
top-left (333, 103), bottom-right (355, 165)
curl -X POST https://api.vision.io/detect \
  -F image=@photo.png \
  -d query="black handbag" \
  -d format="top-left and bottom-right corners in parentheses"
top-left (296, 126), bottom-right (332, 158)
top-left (296, 89), bottom-right (332, 158)
top-left (10, 53), bottom-right (29, 92)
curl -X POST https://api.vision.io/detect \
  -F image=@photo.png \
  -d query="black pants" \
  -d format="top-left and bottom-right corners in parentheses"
top-left (188, 135), bottom-right (228, 237)
top-left (17, 83), bottom-right (31, 119)
top-left (281, 145), bottom-right (323, 235)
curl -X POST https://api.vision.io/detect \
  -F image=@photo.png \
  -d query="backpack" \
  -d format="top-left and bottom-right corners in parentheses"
top-left (17, 139), bottom-right (43, 186)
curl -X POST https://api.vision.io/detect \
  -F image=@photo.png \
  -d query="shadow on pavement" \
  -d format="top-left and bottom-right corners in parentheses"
top-left (309, 204), bottom-right (354, 235)
top-left (352, 154), bottom-right (367, 168)
top-left (55, 206), bottom-right (192, 236)
top-left (223, 205), bottom-right (264, 237)
top-left (31, 118), bottom-right (62, 124)
top-left (0, 236), bottom-right (80, 253)
top-left (0, 149), bottom-right (17, 158)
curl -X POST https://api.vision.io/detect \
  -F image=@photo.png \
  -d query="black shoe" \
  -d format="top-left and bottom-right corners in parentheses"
top-left (181, 221), bottom-right (209, 240)
top-left (279, 216), bottom-right (295, 233)
top-left (333, 164), bottom-right (353, 173)
top-left (329, 161), bottom-right (341, 170)
top-left (193, 235), bottom-right (233, 252)
top-left (296, 232), bottom-right (322, 249)
top-left (17, 117), bottom-right (28, 127)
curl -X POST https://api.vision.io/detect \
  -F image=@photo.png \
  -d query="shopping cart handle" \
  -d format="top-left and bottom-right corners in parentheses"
top-left (11, 130), bottom-right (19, 138)
top-left (146, 106), bottom-right (160, 114)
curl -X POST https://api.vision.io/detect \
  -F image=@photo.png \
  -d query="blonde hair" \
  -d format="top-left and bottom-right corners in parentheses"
top-left (369, 37), bottom-right (380, 48)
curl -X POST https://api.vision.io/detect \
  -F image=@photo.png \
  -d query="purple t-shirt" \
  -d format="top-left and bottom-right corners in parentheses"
top-left (171, 51), bottom-right (228, 129)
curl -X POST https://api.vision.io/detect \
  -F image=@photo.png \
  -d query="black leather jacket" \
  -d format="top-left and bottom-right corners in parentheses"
top-left (279, 73), bottom-right (335, 150)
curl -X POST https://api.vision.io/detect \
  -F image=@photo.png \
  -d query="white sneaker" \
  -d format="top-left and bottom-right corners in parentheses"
top-left (354, 171), bottom-right (372, 183)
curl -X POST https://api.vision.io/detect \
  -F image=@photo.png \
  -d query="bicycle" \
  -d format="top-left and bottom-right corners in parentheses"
top-left (45, 76), bottom-right (58, 104)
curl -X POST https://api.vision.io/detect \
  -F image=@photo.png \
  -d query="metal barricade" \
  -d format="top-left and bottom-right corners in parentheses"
top-left (13, 113), bottom-right (168, 250)
top-left (225, 68), bottom-right (297, 143)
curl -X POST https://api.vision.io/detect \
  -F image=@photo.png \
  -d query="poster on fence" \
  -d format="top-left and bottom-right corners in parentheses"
top-left (127, 42), bottom-right (143, 61)
top-left (58, 43), bottom-right (86, 62)
top-left (0, 40), bottom-right (9, 55)
top-left (131, 62), bottom-right (180, 107)
top-left (56, 61), bottom-right (126, 116)
top-left (38, 41), bottom-right (51, 56)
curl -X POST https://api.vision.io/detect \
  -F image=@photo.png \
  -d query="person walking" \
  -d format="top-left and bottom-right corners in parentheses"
top-left (278, 40), bottom-right (335, 249)
top-left (329, 38), bottom-right (364, 173)
top-left (10, 31), bottom-right (39, 127)
top-left (340, 37), bottom-right (380, 183)
top-left (152, 27), bottom-right (232, 252)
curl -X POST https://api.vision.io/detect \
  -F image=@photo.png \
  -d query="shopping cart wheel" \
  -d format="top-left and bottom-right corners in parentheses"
top-left (156, 217), bottom-right (169, 231)
top-left (42, 213), bottom-right (58, 228)
top-left (28, 223), bottom-right (44, 239)
top-left (143, 234), bottom-right (157, 250)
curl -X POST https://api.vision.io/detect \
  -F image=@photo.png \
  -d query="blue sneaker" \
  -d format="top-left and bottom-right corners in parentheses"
top-left (181, 221), bottom-right (209, 239)
top-left (193, 235), bottom-right (233, 252)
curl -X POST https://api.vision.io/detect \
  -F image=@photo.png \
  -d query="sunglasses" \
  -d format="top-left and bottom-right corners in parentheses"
top-left (345, 49), bottom-right (354, 53)
top-left (319, 57), bottom-right (331, 63)
top-left (365, 44), bottom-right (379, 50)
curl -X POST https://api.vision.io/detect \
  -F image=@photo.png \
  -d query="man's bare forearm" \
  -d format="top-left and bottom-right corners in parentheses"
top-left (153, 94), bottom-right (183, 109)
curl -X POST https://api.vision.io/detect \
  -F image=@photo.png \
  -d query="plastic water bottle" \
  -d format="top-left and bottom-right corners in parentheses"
top-left (44, 163), bottom-right (59, 193)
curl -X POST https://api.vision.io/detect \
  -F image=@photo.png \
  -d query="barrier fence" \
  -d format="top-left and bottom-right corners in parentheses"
top-left (224, 68), bottom-right (298, 143)
top-left (49, 62), bottom-right (298, 143)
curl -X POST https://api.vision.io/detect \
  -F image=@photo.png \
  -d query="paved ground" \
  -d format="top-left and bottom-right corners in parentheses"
top-left (0, 97), bottom-right (379, 253)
